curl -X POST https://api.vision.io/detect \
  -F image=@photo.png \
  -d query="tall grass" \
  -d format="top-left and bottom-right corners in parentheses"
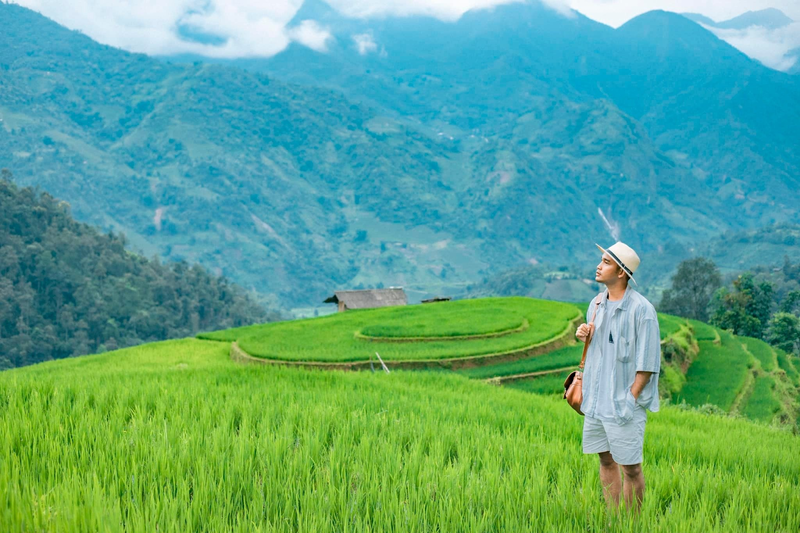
top-left (200, 297), bottom-right (579, 362)
top-left (1, 338), bottom-right (798, 532)
top-left (505, 371), bottom-right (574, 395)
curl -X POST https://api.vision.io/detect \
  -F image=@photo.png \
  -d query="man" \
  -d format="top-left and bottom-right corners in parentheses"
top-left (575, 242), bottom-right (660, 512)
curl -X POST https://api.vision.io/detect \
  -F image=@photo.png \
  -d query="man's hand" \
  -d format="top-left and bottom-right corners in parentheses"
top-left (576, 323), bottom-right (594, 343)
top-left (630, 371), bottom-right (653, 401)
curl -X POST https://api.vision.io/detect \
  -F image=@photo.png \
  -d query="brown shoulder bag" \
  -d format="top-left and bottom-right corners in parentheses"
top-left (563, 295), bottom-right (602, 415)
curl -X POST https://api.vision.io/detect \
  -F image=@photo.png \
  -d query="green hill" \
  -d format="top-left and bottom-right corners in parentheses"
top-left (0, 176), bottom-right (271, 369)
top-left (675, 330), bottom-right (754, 411)
top-left (2, 334), bottom-right (799, 531)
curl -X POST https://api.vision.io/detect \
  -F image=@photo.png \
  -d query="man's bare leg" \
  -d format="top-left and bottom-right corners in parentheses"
top-left (598, 452), bottom-right (621, 508)
top-left (621, 463), bottom-right (645, 512)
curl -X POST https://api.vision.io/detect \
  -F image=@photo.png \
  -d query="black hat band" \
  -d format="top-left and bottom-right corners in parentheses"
top-left (607, 249), bottom-right (633, 278)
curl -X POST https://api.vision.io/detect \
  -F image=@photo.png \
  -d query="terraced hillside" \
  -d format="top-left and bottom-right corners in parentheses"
top-left (200, 297), bottom-right (580, 368)
top-left (2, 335), bottom-right (799, 531)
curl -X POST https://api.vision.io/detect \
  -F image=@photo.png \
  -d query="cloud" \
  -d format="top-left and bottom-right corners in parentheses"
top-left (12, 0), bottom-right (800, 70)
top-left (324, 0), bottom-right (526, 22)
top-left (288, 20), bottom-right (332, 52)
top-left (14, 0), bottom-right (535, 57)
top-left (704, 22), bottom-right (800, 72)
top-left (16, 0), bottom-right (302, 57)
top-left (14, 0), bottom-right (538, 56)
top-left (352, 32), bottom-right (377, 55)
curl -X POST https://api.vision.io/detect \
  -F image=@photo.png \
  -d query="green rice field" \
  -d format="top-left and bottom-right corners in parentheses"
top-left (505, 370), bottom-right (574, 395)
top-left (741, 337), bottom-right (777, 372)
top-left (359, 305), bottom-right (524, 338)
top-left (777, 349), bottom-right (800, 387)
top-left (674, 330), bottom-right (754, 411)
top-left (2, 338), bottom-right (798, 532)
top-left (200, 297), bottom-right (579, 362)
top-left (742, 375), bottom-right (781, 422)
top-left (458, 345), bottom-right (582, 380)
top-left (657, 314), bottom-right (687, 339)
top-left (687, 319), bottom-right (718, 341)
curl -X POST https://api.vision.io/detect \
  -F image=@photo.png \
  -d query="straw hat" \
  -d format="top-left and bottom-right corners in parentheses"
top-left (595, 242), bottom-right (640, 286)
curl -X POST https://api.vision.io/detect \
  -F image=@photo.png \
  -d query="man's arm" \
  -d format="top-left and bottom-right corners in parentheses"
top-left (631, 371), bottom-right (653, 400)
top-left (632, 305), bottom-right (660, 400)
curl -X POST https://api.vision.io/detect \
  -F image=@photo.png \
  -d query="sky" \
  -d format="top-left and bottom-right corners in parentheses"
top-left (11, 0), bottom-right (800, 70)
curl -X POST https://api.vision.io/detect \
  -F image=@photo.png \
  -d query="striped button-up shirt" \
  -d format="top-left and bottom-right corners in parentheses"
top-left (580, 287), bottom-right (661, 424)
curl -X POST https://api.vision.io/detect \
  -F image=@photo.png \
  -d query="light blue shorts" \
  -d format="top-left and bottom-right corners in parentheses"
top-left (582, 406), bottom-right (647, 465)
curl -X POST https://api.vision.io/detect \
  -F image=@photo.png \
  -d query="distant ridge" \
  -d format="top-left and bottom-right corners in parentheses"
top-left (682, 8), bottom-right (794, 30)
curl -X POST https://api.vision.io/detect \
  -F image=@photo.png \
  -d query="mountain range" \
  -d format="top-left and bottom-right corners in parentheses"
top-left (1, 1), bottom-right (799, 310)
top-left (682, 8), bottom-right (793, 31)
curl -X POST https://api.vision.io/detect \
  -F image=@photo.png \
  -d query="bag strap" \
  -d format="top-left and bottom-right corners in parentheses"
top-left (578, 291), bottom-right (605, 370)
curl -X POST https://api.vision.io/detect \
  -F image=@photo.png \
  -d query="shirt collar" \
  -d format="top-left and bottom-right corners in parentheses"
top-left (602, 286), bottom-right (631, 311)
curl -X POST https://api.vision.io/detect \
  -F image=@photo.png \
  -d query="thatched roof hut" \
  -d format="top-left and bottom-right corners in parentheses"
top-left (324, 288), bottom-right (407, 312)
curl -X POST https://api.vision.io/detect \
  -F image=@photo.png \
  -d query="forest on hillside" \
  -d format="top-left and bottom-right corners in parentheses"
top-left (0, 172), bottom-right (276, 369)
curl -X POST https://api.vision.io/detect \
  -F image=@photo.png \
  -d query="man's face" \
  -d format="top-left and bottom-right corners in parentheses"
top-left (595, 252), bottom-right (624, 285)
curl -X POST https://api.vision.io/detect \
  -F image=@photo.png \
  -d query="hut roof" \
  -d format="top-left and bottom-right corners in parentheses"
top-left (323, 288), bottom-right (407, 309)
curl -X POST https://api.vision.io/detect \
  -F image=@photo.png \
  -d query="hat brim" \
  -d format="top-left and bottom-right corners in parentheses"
top-left (596, 243), bottom-right (637, 286)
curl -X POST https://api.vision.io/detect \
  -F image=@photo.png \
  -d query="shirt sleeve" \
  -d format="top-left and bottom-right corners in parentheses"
top-left (635, 307), bottom-right (661, 373)
top-left (586, 295), bottom-right (598, 324)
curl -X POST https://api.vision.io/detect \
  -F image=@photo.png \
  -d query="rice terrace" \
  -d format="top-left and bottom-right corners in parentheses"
top-left (200, 297), bottom-right (581, 367)
top-left (2, 297), bottom-right (799, 531)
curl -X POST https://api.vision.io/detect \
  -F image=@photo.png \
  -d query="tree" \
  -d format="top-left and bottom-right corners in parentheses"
top-left (766, 312), bottom-right (800, 355)
top-left (710, 273), bottom-right (774, 338)
top-left (658, 257), bottom-right (721, 321)
top-left (780, 290), bottom-right (800, 314)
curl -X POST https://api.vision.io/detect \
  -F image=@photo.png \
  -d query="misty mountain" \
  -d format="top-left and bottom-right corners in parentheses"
top-left (2, 1), bottom-right (799, 310)
top-left (682, 8), bottom-right (793, 30)
top-left (255, 6), bottom-right (800, 196)
top-left (789, 48), bottom-right (800, 75)
top-left (0, 2), bottom-right (474, 307)
top-left (254, 4), bottom-right (800, 236)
